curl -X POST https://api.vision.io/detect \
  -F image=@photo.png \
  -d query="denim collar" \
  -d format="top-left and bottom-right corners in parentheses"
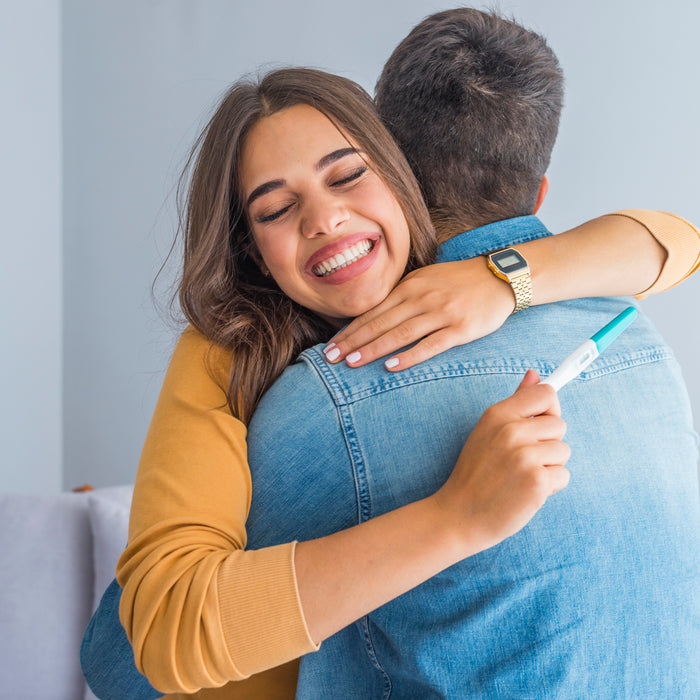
top-left (436, 215), bottom-right (552, 262)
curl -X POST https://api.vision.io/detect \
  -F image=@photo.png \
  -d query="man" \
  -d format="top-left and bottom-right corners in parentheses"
top-left (83, 8), bottom-right (700, 699)
top-left (243, 9), bottom-right (699, 697)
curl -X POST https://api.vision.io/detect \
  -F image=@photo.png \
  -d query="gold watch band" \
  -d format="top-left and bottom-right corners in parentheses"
top-left (510, 271), bottom-right (532, 312)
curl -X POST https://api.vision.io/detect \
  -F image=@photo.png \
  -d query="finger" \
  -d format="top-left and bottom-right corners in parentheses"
top-left (518, 369), bottom-right (541, 388)
top-left (520, 439), bottom-right (571, 468)
top-left (500, 415), bottom-right (567, 449)
top-left (526, 414), bottom-right (568, 443)
top-left (501, 382), bottom-right (562, 420)
top-left (325, 270), bottom-right (447, 358)
top-left (324, 293), bottom-right (408, 354)
top-left (382, 328), bottom-right (465, 371)
top-left (542, 465), bottom-right (571, 495)
top-left (341, 313), bottom-right (445, 367)
top-left (324, 301), bottom-right (418, 363)
top-left (545, 440), bottom-right (572, 467)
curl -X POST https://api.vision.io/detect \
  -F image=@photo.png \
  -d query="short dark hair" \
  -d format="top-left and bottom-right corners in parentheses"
top-left (376, 8), bottom-right (564, 234)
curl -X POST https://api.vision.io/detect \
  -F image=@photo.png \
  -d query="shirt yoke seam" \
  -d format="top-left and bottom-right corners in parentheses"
top-left (304, 347), bottom-right (674, 406)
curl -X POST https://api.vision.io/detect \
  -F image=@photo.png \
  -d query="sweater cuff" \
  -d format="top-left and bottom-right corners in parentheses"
top-left (610, 209), bottom-right (700, 299)
top-left (217, 542), bottom-right (319, 677)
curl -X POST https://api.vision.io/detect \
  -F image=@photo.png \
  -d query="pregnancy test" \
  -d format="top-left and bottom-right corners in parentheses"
top-left (541, 306), bottom-right (638, 392)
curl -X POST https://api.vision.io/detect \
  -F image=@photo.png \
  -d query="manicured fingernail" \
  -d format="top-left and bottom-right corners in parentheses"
top-left (385, 357), bottom-right (399, 369)
top-left (323, 342), bottom-right (336, 354)
top-left (346, 351), bottom-right (362, 364)
top-left (325, 347), bottom-right (340, 362)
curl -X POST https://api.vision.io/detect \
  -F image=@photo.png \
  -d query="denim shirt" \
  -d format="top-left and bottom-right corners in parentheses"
top-left (82, 217), bottom-right (700, 699)
top-left (246, 217), bottom-right (700, 698)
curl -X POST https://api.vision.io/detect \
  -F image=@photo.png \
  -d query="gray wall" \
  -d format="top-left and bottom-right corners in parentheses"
top-left (1, 0), bottom-right (62, 493)
top-left (3, 0), bottom-right (698, 492)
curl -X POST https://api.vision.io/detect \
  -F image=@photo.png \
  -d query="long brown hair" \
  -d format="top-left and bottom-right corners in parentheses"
top-left (176, 68), bottom-right (436, 421)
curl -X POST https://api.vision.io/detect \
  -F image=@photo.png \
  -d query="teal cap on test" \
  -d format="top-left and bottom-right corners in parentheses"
top-left (591, 306), bottom-right (638, 353)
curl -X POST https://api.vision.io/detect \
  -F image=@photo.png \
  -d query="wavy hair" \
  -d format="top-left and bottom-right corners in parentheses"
top-left (175, 68), bottom-right (437, 421)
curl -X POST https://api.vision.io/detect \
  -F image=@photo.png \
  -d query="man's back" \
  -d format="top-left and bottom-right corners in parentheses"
top-left (246, 223), bottom-right (700, 699)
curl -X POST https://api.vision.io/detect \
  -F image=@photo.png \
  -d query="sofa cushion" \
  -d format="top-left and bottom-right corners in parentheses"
top-left (87, 485), bottom-right (132, 612)
top-left (0, 486), bottom-right (134, 700)
top-left (0, 491), bottom-right (93, 700)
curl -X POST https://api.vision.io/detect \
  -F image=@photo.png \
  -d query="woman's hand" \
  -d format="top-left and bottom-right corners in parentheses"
top-left (296, 370), bottom-right (569, 644)
top-left (432, 370), bottom-right (571, 554)
top-left (323, 259), bottom-right (515, 371)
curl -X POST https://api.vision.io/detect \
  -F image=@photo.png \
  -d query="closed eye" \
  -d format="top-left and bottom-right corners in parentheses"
top-left (253, 164), bottom-right (367, 223)
top-left (256, 203), bottom-right (294, 223)
top-left (331, 166), bottom-right (367, 187)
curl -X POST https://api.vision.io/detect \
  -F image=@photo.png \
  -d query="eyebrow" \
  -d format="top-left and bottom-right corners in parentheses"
top-left (246, 180), bottom-right (285, 209)
top-left (245, 147), bottom-right (362, 209)
top-left (316, 147), bottom-right (360, 171)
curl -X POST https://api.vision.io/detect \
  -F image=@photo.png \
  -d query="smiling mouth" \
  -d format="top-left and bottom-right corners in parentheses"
top-left (312, 239), bottom-right (375, 277)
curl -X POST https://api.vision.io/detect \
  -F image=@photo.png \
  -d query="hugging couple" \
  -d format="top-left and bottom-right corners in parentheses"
top-left (82, 8), bottom-right (700, 699)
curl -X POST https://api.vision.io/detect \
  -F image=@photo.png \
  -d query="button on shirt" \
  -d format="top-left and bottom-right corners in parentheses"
top-left (246, 216), bottom-right (700, 699)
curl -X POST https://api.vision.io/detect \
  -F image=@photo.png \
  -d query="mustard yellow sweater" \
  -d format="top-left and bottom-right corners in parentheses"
top-left (117, 210), bottom-right (700, 699)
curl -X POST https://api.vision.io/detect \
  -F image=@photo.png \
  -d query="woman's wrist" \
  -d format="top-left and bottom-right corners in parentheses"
top-left (422, 491), bottom-right (489, 562)
top-left (518, 214), bottom-right (668, 305)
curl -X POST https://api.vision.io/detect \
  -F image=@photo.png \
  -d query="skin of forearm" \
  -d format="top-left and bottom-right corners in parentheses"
top-left (522, 214), bottom-right (666, 304)
top-left (294, 495), bottom-right (471, 645)
top-left (295, 377), bottom-right (567, 646)
top-left (294, 219), bottom-right (666, 643)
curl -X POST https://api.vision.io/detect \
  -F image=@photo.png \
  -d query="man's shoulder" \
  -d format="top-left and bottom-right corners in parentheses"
top-left (292, 298), bottom-right (674, 403)
top-left (248, 344), bottom-right (341, 433)
top-left (252, 296), bottom-right (676, 428)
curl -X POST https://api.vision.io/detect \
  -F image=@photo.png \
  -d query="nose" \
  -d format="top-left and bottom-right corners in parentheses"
top-left (300, 191), bottom-right (349, 239)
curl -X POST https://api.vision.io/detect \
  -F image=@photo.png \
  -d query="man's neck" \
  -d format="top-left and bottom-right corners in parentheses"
top-left (434, 220), bottom-right (474, 245)
top-left (434, 212), bottom-right (532, 245)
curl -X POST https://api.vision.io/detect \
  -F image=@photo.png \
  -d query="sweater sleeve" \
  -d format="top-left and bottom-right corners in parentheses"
top-left (609, 210), bottom-right (700, 299)
top-left (117, 327), bottom-right (318, 695)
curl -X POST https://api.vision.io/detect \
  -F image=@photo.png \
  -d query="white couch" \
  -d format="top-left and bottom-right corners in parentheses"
top-left (0, 485), bottom-right (133, 700)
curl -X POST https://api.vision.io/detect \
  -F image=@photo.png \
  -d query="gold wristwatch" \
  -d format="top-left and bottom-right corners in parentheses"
top-left (486, 247), bottom-right (532, 313)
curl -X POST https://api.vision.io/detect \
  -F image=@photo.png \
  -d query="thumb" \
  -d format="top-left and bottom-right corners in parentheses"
top-left (508, 377), bottom-right (561, 419)
top-left (518, 368), bottom-right (541, 389)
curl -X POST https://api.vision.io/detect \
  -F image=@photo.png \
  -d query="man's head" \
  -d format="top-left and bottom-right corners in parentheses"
top-left (376, 8), bottom-right (564, 238)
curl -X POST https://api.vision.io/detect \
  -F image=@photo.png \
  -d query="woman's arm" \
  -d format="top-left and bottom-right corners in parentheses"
top-left (119, 332), bottom-right (567, 693)
top-left (118, 328), bottom-right (316, 694)
top-left (295, 370), bottom-right (568, 642)
top-left (324, 210), bottom-right (699, 370)
top-left (524, 210), bottom-right (699, 302)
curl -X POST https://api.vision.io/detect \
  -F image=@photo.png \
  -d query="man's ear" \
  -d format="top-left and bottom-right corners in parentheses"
top-left (533, 175), bottom-right (549, 214)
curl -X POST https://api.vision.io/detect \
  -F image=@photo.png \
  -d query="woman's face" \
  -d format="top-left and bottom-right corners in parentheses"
top-left (240, 104), bottom-right (411, 326)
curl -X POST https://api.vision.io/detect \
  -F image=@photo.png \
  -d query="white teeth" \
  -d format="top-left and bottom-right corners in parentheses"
top-left (313, 239), bottom-right (374, 277)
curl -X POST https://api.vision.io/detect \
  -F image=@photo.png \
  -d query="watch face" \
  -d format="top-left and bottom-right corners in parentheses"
top-left (491, 248), bottom-right (526, 273)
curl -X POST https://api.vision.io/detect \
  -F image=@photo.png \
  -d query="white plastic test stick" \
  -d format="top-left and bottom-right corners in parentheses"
top-left (541, 306), bottom-right (638, 392)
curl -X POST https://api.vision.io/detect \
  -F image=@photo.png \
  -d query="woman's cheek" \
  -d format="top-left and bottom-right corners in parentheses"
top-left (255, 232), bottom-right (293, 282)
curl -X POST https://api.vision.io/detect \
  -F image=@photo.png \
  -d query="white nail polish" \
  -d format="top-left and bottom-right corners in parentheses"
top-left (323, 342), bottom-right (336, 354)
top-left (326, 347), bottom-right (340, 362)
top-left (346, 351), bottom-right (362, 364)
top-left (385, 357), bottom-right (399, 369)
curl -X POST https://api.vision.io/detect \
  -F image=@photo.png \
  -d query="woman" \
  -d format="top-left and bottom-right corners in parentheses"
top-left (89, 68), bottom-right (698, 699)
